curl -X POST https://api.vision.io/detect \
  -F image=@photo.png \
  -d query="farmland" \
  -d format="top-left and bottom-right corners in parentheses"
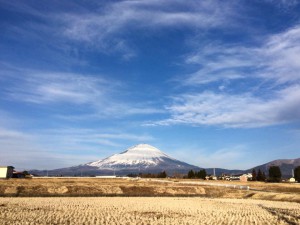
top-left (0, 178), bottom-right (299, 224)
top-left (0, 197), bottom-right (299, 224)
top-left (0, 178), bottom-right (299, 203)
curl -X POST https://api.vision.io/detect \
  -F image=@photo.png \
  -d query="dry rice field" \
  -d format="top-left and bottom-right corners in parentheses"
top-left (0, 197), bottom-right (299, 225)
top-left (0, 178), bottom-right (299, 203)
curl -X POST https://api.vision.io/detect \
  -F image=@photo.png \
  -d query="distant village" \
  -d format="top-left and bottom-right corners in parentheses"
top-left (1, 165), bottom-right (299, 183)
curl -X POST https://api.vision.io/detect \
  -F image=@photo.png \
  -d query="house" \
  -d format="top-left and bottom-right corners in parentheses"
top-left (239, 174), bottom-right (248, 182)
top-left (230, 173), bottom-right (252, 181)
top-left (241, 173), bottom-right (252, 181)
top-left (205, 175), bottom-right (217, 180)
top-left (12, 171), bottom-right (26, 178)
top-left (0, 166), bottom-right (14, 179)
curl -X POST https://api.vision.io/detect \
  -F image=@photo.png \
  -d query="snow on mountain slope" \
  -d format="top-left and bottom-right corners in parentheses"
top-left (33, 144), bottom-right (201, 176)
top-left (87, 144), bottom-right (189, 169)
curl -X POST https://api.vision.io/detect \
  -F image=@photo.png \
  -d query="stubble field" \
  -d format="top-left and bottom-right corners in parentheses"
top-left (0, 178), bottom-right (299, 202)
top-left (0, 178), bottom-right (299, 224)
top-left (0, 197), bottom-right (299, 225)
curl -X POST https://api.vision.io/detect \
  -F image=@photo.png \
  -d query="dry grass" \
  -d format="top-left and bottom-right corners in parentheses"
top-left (0, 178), bottom-right (299, 203)
top-left (0, 197), bottom-right (299, 224)
top-left (0, 178), bottom-right (207, 197)
top-left (202, 180), bottom-right (300, 194)
top-left (1, 179), bottom-right (299, 224)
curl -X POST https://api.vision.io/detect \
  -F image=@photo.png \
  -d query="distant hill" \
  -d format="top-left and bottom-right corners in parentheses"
top-left (205, 168), bottom-right (244, 176)
top-left (246, 158), bottom-right (300, 178)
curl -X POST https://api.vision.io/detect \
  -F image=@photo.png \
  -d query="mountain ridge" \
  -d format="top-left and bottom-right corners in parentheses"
top-left (246, 158), bottom-right (300, 178)
top-left (28, 144), bottom-right (299, 177)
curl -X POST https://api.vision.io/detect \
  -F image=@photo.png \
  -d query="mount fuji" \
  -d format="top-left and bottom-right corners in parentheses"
top-left (31, 144), bottom-right (201, 176)
top-left (87, 144), bottom-right (188, 169)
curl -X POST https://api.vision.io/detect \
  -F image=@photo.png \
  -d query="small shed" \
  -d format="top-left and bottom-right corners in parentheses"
top-left (289, 177), bottom-right (296, 183)
top-left (0, 166), bottom-right (14, 178)
top-left (239, 175), bottom-right (248, 182)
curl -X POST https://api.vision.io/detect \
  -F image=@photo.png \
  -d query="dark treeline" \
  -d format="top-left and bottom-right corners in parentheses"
top-left (125, 165), bottom-right (300, 182)
top-left (252, 165), bottom-right (300, 183)
top-left (127, 171), bottom-right (167, 178)
top-left (187, 169), bottom-right (207, 179)
top-left (251, 169), bottom-right (266, 181)
top-left (295, 166), bottom-right (300, 182)
top-left (252, 166), bottom-right (280, 182)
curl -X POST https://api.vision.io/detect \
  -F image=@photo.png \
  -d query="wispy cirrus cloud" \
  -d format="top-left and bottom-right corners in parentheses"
top-left (62, 1), bottom-right (234, 42)
top-left (183, 25), bottom-right (300, 86)
top-left (6, 72), bottom-right (112, 105)
top-left (182, 45), bottom-right (257, 85)
top-left (150, 84), bottom-right (300, 128)
top-left (1, 65), bottom-right (162, 118)
top-left (261, 25), bottom-right (300, 83)
top-left (0, 1), bottom-right (236, 61)
top-left (0, 121), bottom-right (155, 169)
top-left (1, 1), bottom-right (235, 59)
top-left (262, 0), bottom-right (300, 8)
top-left (152, 25), bottom-right (300, 128)
top-left (37, 128), bottom-right (154, 147)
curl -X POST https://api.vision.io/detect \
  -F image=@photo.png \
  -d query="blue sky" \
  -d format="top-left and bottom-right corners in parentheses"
top-left (1, 0), bottom-right (300, 170)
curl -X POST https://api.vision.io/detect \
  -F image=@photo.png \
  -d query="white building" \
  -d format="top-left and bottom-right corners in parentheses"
top-left (289, 177), bottom-right (296, 183)
top-left (0, 166), bottom-right (14, 178)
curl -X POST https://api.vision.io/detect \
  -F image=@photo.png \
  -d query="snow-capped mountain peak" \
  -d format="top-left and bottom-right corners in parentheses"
top-left (30, 144), bottom-right (201, 176)
top-left (87, 144), bottom-right (172, 168)
top-left (124, 144), bottom-right (169, 157)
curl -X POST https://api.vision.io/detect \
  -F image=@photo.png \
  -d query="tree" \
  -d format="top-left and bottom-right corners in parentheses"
top-left (294, 166), bottom-right (300, 183)
top-left (198, 169), bottom-right (207, 179)
top-left (262, 172), bottom-right (266, 181)
top-left (268, 166), bottom-right (281, 182)
top-left (257, 169), bottom-right (263, 181)
top-left (187, 170), bottom-right (195, 179)
top-left (157, 171), bottom-right (167, 178)
top-left (251, 169), bottom-right (257, 181)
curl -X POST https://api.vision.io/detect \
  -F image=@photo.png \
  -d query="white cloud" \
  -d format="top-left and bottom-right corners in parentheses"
top-left (0, 123), bottom-right (155, 169)
top-left (183, 25), bottom-right (300, 86)
top-left (1, 67), bottom-right (162, 118)
top-left (62, 1), bottom-right (231, 39)
top-left (0, 127), bottom-right (70, 170)
top-left (6, 71), bottom-right (111, 105)
top-left (0, 128), bottom-right (32, 141)
top-left (58, 1), bottom-right (235, 56)
top-left (36, 128), bottom-right (154, 147)
top-left (262, 25), bottom-right (300, 83)
top-left (151, 85), bottom-right (300, 128)
top-left (182, 45), bottom-right (258, 85)
top-left (262, 0), bottom-right (299, 7)
top-left (157, 25), bottom-right (300, 128)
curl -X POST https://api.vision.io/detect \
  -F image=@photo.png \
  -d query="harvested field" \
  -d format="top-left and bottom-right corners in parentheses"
top-left (0, 178), bottom-right (206, 197)
top-left (0, 178), bottom-right (299, 203)
top-left (0, 197), bottom-right (299, 225)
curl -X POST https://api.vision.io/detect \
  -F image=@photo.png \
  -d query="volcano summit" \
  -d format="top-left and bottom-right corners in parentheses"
top-left (85, 144), bottom-right (200, 174)
top-left (34, 144), bottom-right (200, 176)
